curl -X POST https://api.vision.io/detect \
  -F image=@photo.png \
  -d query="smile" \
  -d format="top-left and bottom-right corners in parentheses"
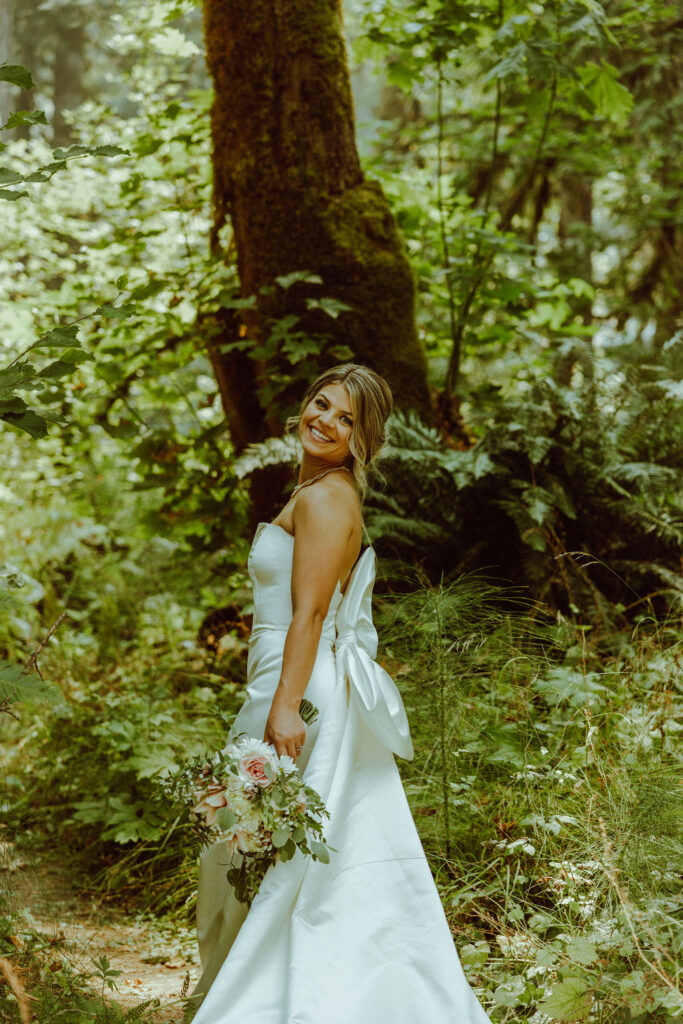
top-left (309, 425), bottom-right (334, 443)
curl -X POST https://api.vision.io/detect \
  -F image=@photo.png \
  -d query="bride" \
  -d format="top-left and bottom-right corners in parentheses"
top-left (189, 364), bottom-right (490, 1023)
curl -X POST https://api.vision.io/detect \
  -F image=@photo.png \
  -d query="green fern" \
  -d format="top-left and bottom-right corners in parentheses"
top-left (0, 660), bottom-right (59, 705)
top-left (361, 338), bottom-right (683, 617)
top-left (122, 997), bottom-right (161, 1021)
top-left (232, 435), bottom-right (301, 478)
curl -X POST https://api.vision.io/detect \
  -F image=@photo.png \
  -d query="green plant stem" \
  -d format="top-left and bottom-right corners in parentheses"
top-left (432, 584), bottom-right (452, 862)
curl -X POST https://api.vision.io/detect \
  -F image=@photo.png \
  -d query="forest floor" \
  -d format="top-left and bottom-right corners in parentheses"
top-left (3, 841), bottom-right (200, 1023)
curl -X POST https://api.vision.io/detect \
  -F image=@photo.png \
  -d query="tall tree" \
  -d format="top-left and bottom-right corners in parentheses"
top-left (0, 0), bottom-right (14, 128)
top-left (202, 0), bottom-right (433, 456)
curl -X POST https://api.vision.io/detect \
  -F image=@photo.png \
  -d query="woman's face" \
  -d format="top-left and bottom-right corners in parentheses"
top-left (299, 382), bottom-right (354, 465)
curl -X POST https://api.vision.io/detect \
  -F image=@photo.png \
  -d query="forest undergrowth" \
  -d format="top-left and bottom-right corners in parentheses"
top-left (1, 0), bottom-right (683, 1020)
top-left (1, 440), bottom-right (681, 1024)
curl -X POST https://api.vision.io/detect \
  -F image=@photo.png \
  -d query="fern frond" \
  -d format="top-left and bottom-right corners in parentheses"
top-left (232, 435), bottom-right (301, 478)
top-left (122, 997), bottom-right (161, 1021)
top-left (385, 409), bottom-right (442, 453)
top-left (605, 462), bottom-right (678, 488)
top-left (635, 563), bottom-right (683, 595)
top-left (0, 661), bottom-right (60, 705)
top-left (364, 511), bottom-right (445, 545)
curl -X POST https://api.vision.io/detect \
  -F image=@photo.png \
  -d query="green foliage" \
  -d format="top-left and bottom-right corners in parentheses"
top-left (0, 63), bottom-right (136, 442)
top-left (0, 445), bottom-right (252, 913)
top-left (0, 884), bottom-right (173, 1021)
top-left (0, 660), bottom-right (58, 706)
top-left (378, 576), bottom-right (682, 1022)
top-left (362, 329), bottom-right (683, 617)
top-left (0, 303), bottom-right (139, 439)
top-left (1, 4), bottom-right (682, 1021)
top-left (347, 0), bottom-right (683, 407)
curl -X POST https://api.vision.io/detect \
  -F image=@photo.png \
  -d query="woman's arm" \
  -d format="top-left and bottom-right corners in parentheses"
top-left (263, 482), bottom-right (354, 759)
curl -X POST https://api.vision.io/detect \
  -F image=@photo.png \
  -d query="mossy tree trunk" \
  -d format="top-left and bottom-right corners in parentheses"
top-left (202, 0), bottom-right (433, 458)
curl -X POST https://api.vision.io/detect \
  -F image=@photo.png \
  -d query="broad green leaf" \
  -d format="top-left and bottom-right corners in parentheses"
top-left (95, 302), bottom-right (139, 320)
top-left (0, 65), bottom-right (35, 90)
top-left (0, 396), bottom-right (27, 414)
top-left (107, 818), bottom-right (162, 844)
top-left (304, 296), bottom-right (352, 319)
top-left (3, 110), bottom-right (48, 130)
top-left (471, 450), bottom-right (495, 480)
top-left (214, 806), bottom-right (236, 831)
top-left (281, 335), bottom-right (323, 362)
top-left (0, 188), bottom-right (28, 200)
top-left (310, 840), bottom-right (330, 863)
top-left (216, 291), bottom-right (257, 310)
top-left (460, 942), bottom-right (490, 969)
top-left (73, 799), bottom-right (107, 824)
top-left (38, 360), bottom-right (81, 380)
top-left (329, 344), bottom-right (354, 361)
top-left (0, 409), bottom-right (48, 438)
top-left (566, 277), bottom-right (595, 300)
top-left (91, 145), bottom-right (127, 157)
top-left (274, 271), bottom-right (323, 289)
top-left (129, 747), bottom-right (178, 779)
top-left (527, 911), bottom-right (554, 934)
top-left (577, 62), bottom-right (634, 126)
top-left (493, 976), bottom-right (526, 1007)
top-left (283, 837), bottom-right (296, 859)
top-left (532, 299), bottom-right (572, 331)
top-left (31, 324), bottom-right (80, 349)
top-left (55, 348), bottom-right (94, 365)
top-left (272, 827), bottom-right (290, 849)
top-left (52, 145), bottom-right (90, 160)
top-left (539, 977), bottom-right (592, 1021)
top-left (0, 167), bottom-right (22, 185)
top-left (565, 937), bottom-right (598, 966)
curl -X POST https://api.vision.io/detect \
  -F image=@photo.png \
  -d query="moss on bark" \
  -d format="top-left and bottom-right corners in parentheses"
top-left (204, 0), bottom-right (433, 434)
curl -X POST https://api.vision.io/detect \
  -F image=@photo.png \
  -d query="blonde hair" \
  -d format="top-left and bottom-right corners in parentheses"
top-left (287, 363), bottom-right (393, 501)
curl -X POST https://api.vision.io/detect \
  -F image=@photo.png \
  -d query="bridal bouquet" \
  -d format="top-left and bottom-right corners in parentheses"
top-left (165, 701), bottom-right (330, 905)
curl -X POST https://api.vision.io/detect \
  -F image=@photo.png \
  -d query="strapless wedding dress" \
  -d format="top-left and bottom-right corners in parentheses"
top-left (190, 522), bottom-right (490, 1023)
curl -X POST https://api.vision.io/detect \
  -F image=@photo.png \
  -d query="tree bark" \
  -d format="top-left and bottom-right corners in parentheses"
top-left (51, 20), bottom-right (86, 146)
top-left (202, 0), bottom-right (433, 448)
top-left (0, 0), bottom-right (14, 129)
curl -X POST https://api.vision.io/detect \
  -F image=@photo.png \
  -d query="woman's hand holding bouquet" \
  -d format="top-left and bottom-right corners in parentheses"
top-left (164, 700), bottom-right (329, 905)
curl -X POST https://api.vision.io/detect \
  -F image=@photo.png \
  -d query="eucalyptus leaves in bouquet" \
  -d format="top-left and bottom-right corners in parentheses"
top-left (162, 701), bottom-right (330, 905)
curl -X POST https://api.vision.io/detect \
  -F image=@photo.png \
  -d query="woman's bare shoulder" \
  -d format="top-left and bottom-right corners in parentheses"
top-left (293, 470), bottom-right (361, 538)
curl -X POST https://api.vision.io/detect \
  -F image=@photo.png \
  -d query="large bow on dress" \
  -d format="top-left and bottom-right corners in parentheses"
top-left (334, 548), bottom-right (414, 761)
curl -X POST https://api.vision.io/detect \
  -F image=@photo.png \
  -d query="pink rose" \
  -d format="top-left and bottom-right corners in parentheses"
top-left (239, 753), bottom-right (272, 788)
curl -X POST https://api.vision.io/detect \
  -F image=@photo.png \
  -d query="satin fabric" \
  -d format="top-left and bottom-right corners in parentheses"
top-left (190, 523), bottom-right (490, 1023)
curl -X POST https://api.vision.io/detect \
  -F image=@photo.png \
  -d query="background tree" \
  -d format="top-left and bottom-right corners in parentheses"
top-left (202, 0), bottom-right (434, 474)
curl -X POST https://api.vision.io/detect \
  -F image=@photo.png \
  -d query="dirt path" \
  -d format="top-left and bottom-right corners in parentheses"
top-left (2, 841), bottom-right (200, 1022)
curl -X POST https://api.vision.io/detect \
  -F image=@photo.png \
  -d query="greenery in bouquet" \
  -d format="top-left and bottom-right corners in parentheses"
top-left (162, 701), bottom-right (330, 905)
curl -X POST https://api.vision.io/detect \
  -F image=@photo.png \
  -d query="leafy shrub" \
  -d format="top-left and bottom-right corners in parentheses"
top-left (377, 576), bottom-right (683, 1022)
top-left (366, 333), bottom-right (683, 620)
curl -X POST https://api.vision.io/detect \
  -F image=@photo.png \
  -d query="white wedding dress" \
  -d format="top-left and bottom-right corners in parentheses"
top-left (190, 521), bottom-right (490, 1024)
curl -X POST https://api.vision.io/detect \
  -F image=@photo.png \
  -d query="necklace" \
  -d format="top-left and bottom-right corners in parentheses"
top-left (291, 464), bottom-right (352, 496)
